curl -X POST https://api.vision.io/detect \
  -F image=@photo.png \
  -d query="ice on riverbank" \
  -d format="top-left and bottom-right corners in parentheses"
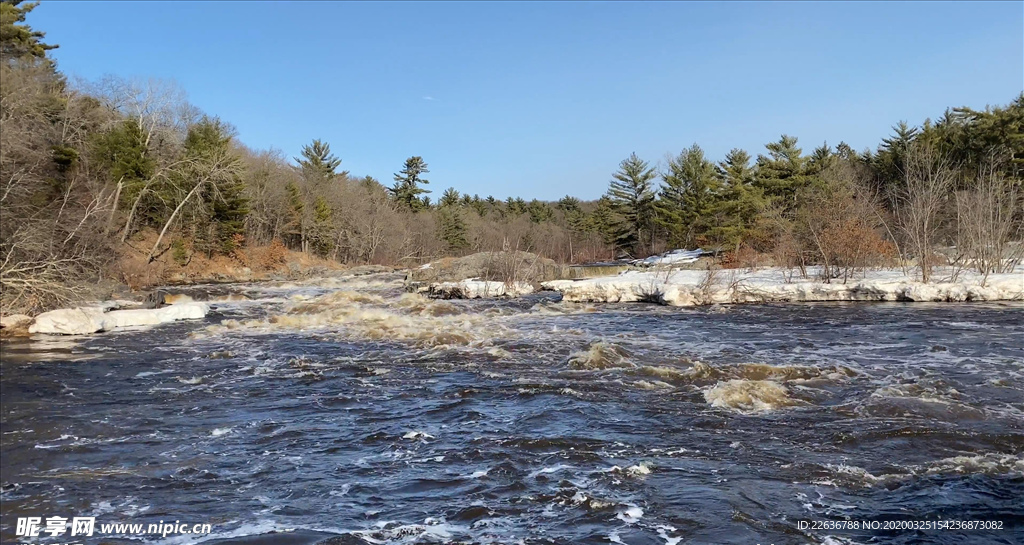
top-left (421, 279), bottom-right (535, 299)
top-left (542, 266), bottom-right (1024, 306)
top-left (28, 302), bottom-right (209, 335)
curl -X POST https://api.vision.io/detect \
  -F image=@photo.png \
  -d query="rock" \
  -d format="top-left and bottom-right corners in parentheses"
top-left (27, 302), bottom-right (209, 335)
top-left (0, 314), bottom-right (34, 336)
top-left (163, 293), bottom-right (195, 304)
top-left (406, 251), bottom-right (568, 290)
top-left (346, 264), bottom-right (395, 276)
top-left (209, 293), bottom-right (249, 302)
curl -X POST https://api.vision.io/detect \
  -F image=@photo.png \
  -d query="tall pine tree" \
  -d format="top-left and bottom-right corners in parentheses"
top-left (709, 148), bottom-right (767, 249)
top-left (654, 144), bottom-right (720, 248)
top-left (389, 156), bottom-right (430, 211)
top-left (606, 152), bottom-right (656, 256)
top-left (754, 135), bottom-right (810, 211)
top-left (295, 139), bottom-right (343, 186)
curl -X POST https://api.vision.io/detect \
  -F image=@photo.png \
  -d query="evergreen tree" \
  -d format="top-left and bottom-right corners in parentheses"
top-left (439, 187), bottom-right (461, 207)
top-left (284, 180), bottom-right (304, 248)
top-left (310, 195), bottom-right (334, 257)
top-left (504, 196), bottom-right (526, 217)
top-left (924, 95), bottom-right (1024, 180)
top-left (295, 139), bottom-right (343, 186)
top-left (527, 199), bottom-right (554, 223)
top-left (0, 0), bottom-right (58, 62)
top-left (556, 196), bottom-right (587, 256)
top-left (437, 197), bottom-right (469, 252)
top-left (469, 194), bottom-right (488, 216)
top-left (557, 195), bottom-right (581, 214)
top-left (361, 175), bottom-right (385, 192)
top-left (754, 135), bottom-right (810, 210)
top-left (654, 144), bottom-right (719, 248)
top-left (389, 156), bottom-right (430, 211)
top-left (709, 148), bottom-right (768, 249)
top-left (807, 143), bottom-right (836, 176)
top-left (588, 196), bottom-right (620, 248)
top-left (867, 121), bottom-right (919, 196)
top-left (92, 119), bottom-right (157, 219)
top-left (182, 117), bottom-right (248, 254)
top-left (606, 152), bottom-right (656, 255)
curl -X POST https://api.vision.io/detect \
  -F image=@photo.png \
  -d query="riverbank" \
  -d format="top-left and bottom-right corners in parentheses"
top-left (542, 266), bottom-right (1024, 306)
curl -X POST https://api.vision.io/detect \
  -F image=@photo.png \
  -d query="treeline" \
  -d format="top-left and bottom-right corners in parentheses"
top-left (1, 1), bottom-right (1022, 313)
top-left (599, 102), bottom-right (1023, 283)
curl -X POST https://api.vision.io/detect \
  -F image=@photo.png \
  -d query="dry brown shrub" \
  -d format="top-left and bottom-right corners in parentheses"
top-left (247, 239), bottom-right (289, 271)
top-left (111, 253), bottom-right (168, 291)
top-left (723, 245), bottom-right (765, 271)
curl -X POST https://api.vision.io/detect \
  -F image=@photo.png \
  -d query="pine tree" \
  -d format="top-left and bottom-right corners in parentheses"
top-left (389, 156), bottom-right (431, 211)
top-left (754, 135), bottom-right (810, 210)
top-left (469, 194), bottom-right (488, 216)
top-left (557, 195), bottom-right (581, 214)
top-left (362, 175), bottom-right (384, 192)
top-left (0, 0), bottom-right (58, 62)
top-left (588, 196), bottom-right (620, 248)
top-left (284, 179), bottom-right (304, 249)
top-left (92, 119), bottom-right (157, 222)
top-left (709, 148), bottom-right (767, 249)
top-left (295, 139), bottom-right (342, 184)
top-left (606, 152), bottom-right (656, 256)
top-left (527, 199), bottom-right (554, 223)
top-left (504, 197), bottom-right (526, 217)
top-left (437, 198), bottom-right (469, 252)
top-left (439, 187), bottom-right (461, 207)
top-left (654, 144), bottom-right (719, 248)
top-left (867, 122), bottom-right (920, 197)
top-left (182, 117), bottom-right (248, 254)
top-left (807, 143), bottom-right (836, 175)
top-left (310, 195), bottom-right (334, 257)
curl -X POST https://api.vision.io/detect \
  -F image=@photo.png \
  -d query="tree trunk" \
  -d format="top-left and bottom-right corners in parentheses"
top-left (105, 179), bottom-right (123, 235)
top-left (148, 181), bottom-right (205, 263)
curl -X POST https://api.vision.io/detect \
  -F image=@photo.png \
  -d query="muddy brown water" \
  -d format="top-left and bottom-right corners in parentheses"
top-left (1, 273), bottom-right (1022, 544)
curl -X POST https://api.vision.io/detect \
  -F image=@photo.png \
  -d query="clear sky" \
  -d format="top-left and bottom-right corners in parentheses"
top-left (31, 1), bottom-right (1024, 201)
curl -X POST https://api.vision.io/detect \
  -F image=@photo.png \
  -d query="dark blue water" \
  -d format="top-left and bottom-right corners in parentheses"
top-left (2, 274), bottom-right (1022, 544)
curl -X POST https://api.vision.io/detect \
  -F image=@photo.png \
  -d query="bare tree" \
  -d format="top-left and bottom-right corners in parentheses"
top-left (1, 63), bottom-right (114, 313)
top-left (795, 163), bottom-right (894, 283)
top-left (954, 153), bottom-right (1024, 280)
top-left (894, 144), bottom-right (958, 282)
top-left (89, 75), bottom-right (190, 151)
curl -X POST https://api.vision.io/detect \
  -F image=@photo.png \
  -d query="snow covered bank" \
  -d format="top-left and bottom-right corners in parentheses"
top-left (421, 279), bottom-right (535, 299)
top-left (631, 248), bottom-right (709, 266)
top-left (28, 302), bottom-right (209, 335)
top-left (542, 267), bottom-right (1024, 307)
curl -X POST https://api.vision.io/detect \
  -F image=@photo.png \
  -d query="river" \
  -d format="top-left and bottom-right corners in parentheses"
top-left (2, 272), bottom-right (1022, 544)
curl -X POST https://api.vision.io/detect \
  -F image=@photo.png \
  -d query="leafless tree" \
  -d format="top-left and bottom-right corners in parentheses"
top-left (954, 152), bottom-right (1024, 280)
top-left (893, 144), bottom-right (958, 282)
top-left (89, 75), bottom-right (190, 151)
top-left (796, 163), bottom-right (894, 283)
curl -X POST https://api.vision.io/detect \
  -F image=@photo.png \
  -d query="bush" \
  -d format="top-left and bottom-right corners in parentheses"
top-left (171, 239), bottom-right (189, 266)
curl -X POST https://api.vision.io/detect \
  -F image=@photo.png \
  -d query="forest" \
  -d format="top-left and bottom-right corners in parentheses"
top-left (2, 0), bottom-right (1022, 313)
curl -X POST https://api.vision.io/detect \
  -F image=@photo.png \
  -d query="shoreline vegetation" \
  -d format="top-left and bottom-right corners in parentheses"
top-left (2, 2), bottom-right (1023, 335)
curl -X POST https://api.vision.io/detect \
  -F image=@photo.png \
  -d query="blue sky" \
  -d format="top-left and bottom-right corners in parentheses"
top-left (32, 1), bottom-right (1024, 201)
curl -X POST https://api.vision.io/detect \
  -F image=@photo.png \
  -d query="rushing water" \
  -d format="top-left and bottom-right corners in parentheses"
top-left (2, 273), bottom-right (1022, 545)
